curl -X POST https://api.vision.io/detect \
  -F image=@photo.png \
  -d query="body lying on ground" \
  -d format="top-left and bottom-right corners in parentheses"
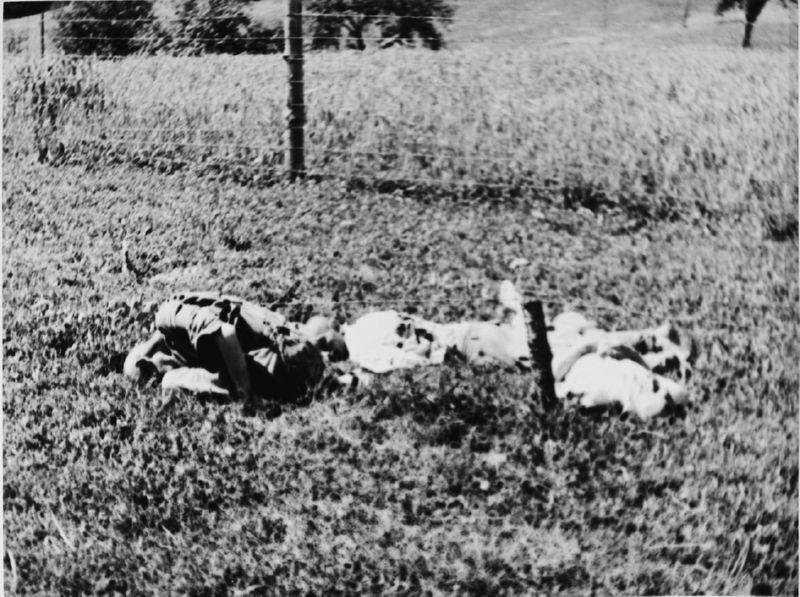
top-left (341, 281), bottom-right (532, 373)
top-left (547, 312), bottom-right (691, 418)
top-left (341, 282), bottom-right (693, 419)
top-left (123, 293), bottom-right (345, 412)
top-left (124, 283), bottom-right (693, 419)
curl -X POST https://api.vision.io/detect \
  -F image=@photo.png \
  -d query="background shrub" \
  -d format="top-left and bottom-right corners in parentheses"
top-left (306, 0), bottom-right (455, 50)
top-left (52, 1), bottom-right (160, 57)
top-left (167, 0), bottom-right (281, 55)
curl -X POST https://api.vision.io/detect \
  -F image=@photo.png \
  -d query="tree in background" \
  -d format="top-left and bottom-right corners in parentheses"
top-left (169, 0), bottom-right (281, 55)
top-left (52, 1), bottom-right (159, 56)
top-left (715, 0), bottom-right (797, 46)
top-left (52, 0), bottom-right (280, 56)
top-left (306, 0), bottom-right (454, 51)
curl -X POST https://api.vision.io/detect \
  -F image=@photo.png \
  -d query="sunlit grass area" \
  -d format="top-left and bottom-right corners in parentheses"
top-left (3, 1), bottom-right (797, 594)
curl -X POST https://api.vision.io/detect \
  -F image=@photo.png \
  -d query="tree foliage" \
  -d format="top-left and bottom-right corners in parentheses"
top-left (169, 0), bottom-right (281, 55)
top-left (714, 0), bottom-right (796, 47)
top-left (50, 0), bottom-right (454, 56)
top-left (52, 0), bottom-right (281, 56)
top-left (52, 1), bottom-right (158, 56)
top-left (306, 0), bottom-right (455, 51)
top-left (715, 0), bottom-right (797, 20)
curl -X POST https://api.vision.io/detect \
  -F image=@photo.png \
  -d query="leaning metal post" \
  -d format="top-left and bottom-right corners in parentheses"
top-left (284, 0), bottom-right (305, 180)
top-left (524, 301), bottom-right (559, 413)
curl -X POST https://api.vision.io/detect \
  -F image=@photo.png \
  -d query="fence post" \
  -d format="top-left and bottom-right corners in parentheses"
top-left (682, 0), bottom-right (692, 27)
top-left (40, 12), bottom-right (45, 58)
top-left (524, 301), bottom-right (559, 413)
top-left (284, 0), bottom-right (305, 180)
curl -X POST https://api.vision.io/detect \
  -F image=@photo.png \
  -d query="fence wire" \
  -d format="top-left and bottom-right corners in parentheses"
top-left (4, 6), bottom-right (796, 193)
top-left (4, 1), bottom-right (795, 182)
top-left (3, 3), bottom-right (797, 320)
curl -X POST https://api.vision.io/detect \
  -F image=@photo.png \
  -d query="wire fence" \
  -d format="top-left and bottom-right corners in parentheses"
top-left (3, 1), bottom-right (795, 188)
top-left (3, 1), bottom-right (797, 319)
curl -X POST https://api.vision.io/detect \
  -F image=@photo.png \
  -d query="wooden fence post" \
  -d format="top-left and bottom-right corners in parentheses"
top-left (682, 0), bottom-right (693, 27)
top-left (284, 0), bottom-right (305, 180)
top-left (524, 301), bottom-right (559, 413)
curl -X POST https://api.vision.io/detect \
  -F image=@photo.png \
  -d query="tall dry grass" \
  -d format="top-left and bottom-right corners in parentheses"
top-left (4, 38), bottom-right (797, 220)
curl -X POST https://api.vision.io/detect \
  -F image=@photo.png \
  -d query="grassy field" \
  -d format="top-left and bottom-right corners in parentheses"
top-left (3, 1), bottom-right (799, 595)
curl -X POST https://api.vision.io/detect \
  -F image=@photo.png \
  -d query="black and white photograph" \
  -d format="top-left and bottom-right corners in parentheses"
top-left (2, 0), bottom-right (798, 594)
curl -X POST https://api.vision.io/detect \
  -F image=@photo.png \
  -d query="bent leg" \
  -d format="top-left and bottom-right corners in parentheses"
top-left (602, 323), bottom-right (693, 363)
top-left (552, 338), bottom-right (598, 381)
top-left (643, 348), bottom-right (693, 383)
top-left (601, 324), bottom-right (670, 351)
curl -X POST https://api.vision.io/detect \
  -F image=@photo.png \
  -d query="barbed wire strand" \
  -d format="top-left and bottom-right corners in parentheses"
top-left (35, 33), bottom-right (778, 63)
top-left (38, 5), bottom-right (789, 28)
top-left (15, 29), bottom-right (786, 64)
top-left (47, 34), bottom-right (538, 43)
top-left (86, 138), bottom-right (283, 151)
top-left (306, 173), bottom-right (555, 193)
top-left (39, 26), bottom-right (594, 44)
top-left (76, 126), bottom-right (276, 134)
top-left (106, 282), bottom-right (728, 322)
top-left (61, 138), bottom-right (561, 190)
top-left (9, 15), bottom-right (793, 332)
top-left (299, 12), bottom-right (455, 20)
top-left (50, 35), bottom-right (283, 42)
top-left (68, 152), bottom-right (558, 192)
top-left (40, 12), bottom-right (555, 25)
top-left (18, 281), bottom-right (762, 329)
top-left (83, 136), bottom-right (554, 168)
top-left (112, 294), bottom-right (746, 330)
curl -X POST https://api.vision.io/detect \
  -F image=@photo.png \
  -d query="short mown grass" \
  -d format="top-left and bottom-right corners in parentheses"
top-left (4, 159), bottom-right (797, 594)
top-left (3, 2), bottom-right (798, 595)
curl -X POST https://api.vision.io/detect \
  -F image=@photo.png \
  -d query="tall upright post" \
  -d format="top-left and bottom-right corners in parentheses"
top-left (524, 301), bottom-right (559, 413)
top-left (284, 0), bottom-right (305, 180)
top-left (40, 12), bottom-right (45, 58)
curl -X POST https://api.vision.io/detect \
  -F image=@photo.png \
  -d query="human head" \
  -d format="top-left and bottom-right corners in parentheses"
top-left (300, 316), bottom-right (349, 362)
